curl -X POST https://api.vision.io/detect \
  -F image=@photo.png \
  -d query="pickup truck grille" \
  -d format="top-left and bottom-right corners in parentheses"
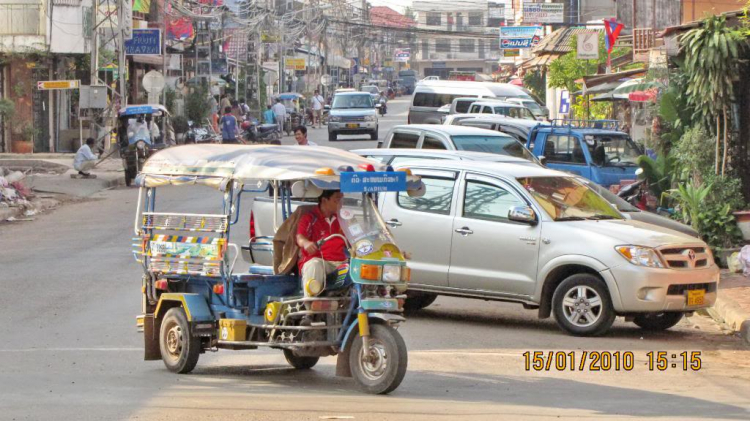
top-left (339, 115), bottom-right (366, 122)
top-left (658, 246), bottom-right (710, 269)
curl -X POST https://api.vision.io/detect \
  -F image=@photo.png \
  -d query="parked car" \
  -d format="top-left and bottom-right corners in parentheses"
top-left (467, 101), bottom-right (537, 121)
top-left (409, 81), bottom-right (533, 125)
top-left (328, 91), bottom-right (379, 141)
top-left (378, 124), bottom-right (539, 164)
top-left (444, 114), bottom-right (550, 146)
top-left (379, 160), bottom-right (719, 336)
top-left (506, 97), bottom-right (549, 120)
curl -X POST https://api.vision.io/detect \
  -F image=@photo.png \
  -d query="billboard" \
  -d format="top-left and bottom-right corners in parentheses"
top-left (124, 29), bottom-right (161, 55)
top-left (394, 48), bottom-right (410, 63)
top-left (522, 2), bottom-right (564, 24)
top-left (499, 26), bottom-right (543, 49)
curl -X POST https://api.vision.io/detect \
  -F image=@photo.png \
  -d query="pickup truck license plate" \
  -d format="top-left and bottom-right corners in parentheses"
top-left (346, 123), bottom-right (359, 128)
top-left (687, 290), bottom-right (705, 306)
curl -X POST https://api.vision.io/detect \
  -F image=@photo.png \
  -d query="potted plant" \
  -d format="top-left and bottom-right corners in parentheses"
top-left (733, 210), bottom-right (750, 241)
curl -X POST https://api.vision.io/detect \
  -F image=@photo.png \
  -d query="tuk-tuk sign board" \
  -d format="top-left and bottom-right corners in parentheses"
top-left (37, 80), bottom-right (80, 90)
top-left (125, 29), bottom-right (161, 55)
top-left (121, 105), bottom-right (155, 116)
top-left (340, 172), bottom-right (406, 193)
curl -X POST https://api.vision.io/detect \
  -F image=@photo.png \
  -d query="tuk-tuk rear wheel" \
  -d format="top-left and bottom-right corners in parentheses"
top-left (283, 349), bottom-right (319, 369)
top-left (349, 324), bottom-right (407, 394)
top-left (159, 307), bottom-right (200, 374)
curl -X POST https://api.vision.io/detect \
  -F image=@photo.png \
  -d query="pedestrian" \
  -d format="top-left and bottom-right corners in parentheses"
top-left (231, 100), bottom-right (242, 122)
top-left (219, 106), bottom-right (238, 144)
top-left (272, 98), bottom-right (287, 135)
top-left (294, 126), bottom-right (317, 146)
top-left (74, 137), bottom-right (99, 178)
top-left (263, 104), bottom-right (276, 125)
top-left (220, 94), bottom-right (232, 113)
top-left (311, 90), bottom-right (325, 128)
top-left (239, 98), bottom-right (250, 117)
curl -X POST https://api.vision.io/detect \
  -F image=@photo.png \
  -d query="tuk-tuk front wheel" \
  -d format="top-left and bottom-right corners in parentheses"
top-left (349, 324), bottom-right (407, 394)
top-left (283, 349), bottom-right (319, 369)
top-left (159, 307), bottom-right (200, 374)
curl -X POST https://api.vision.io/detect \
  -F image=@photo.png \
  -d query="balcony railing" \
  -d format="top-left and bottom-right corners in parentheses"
top-left (0, 3), bottom-right (45, 36)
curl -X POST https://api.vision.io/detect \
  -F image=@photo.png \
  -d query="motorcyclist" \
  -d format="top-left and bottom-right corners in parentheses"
top-left (377, 91), bottom-right (388, 114)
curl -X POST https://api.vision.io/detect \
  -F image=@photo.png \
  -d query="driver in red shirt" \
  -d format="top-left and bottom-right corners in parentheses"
top-left (296, 190), bottom-right (346, 296)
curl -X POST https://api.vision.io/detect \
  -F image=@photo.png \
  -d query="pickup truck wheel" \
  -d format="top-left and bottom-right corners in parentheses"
top-left (633, 312), bottom-right (683, 331)
top-left (403, 292), bottom-right (437, 313)
top-left (328, 131), bottom-right (337, 142)
top-left (552, 274), bottom-right (615, 337)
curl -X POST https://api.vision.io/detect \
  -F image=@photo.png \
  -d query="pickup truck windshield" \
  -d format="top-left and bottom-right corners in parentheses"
top-left (451, 135), bottom-right (535, 161)
top-left (332, 95), bottom-right (373, 109)
top-left (517, 176), bottom-right (623, 221)
top-left (586, 135), bottom-right (641, 166)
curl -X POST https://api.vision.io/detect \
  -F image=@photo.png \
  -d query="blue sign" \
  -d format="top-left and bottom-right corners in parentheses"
top-left (559, 90), bottom-right (570, 114)
top-left (121, 105), bottom-right (154, 116)
top-left (340, 172), bottom-right (406, 193)
top-left (499, 26), bottom-right (543, 49)
top-left (432, 62), bottom-right (447, 69)
top-left (125, 29), bottom-right (161, 55)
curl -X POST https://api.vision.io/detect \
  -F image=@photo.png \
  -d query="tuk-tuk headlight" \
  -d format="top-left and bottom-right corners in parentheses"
top-left (136, 140), bottom-right (146, 150)
top-left (382, 265), bottom-right (401, 283)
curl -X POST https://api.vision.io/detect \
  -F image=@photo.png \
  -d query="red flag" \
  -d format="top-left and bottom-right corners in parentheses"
top-left (604, 18), bottom-right (624, 68)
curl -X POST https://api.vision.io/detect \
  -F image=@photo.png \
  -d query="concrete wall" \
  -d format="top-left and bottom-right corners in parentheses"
top-left (617, 0), bottom-right (682, 33)
top-left (682, 0), bottom-right (743, 23)
top-left (49, 1), bottom-right (92, 54)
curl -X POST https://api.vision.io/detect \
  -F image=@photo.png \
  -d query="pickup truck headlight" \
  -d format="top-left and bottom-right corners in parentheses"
top-left (615, 245), bottom-right (664, 268)
top-left (365, 115), bottom-right (377, 121)
top-left (382, 264), bottom-right (401, 283)
top-left (329, 116), bottom-right (342, 122)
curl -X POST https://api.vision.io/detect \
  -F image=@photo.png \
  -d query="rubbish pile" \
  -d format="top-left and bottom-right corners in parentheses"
top-left (0, 167), bottom-right (37, 220)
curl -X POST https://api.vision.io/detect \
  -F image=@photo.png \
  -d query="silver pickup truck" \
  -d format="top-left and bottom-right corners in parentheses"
top-left (247, 162), bottom-right (719, 337)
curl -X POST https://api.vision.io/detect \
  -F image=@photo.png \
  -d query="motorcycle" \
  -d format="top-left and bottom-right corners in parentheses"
top-left (241, 118), bottom-right (281, 143)
top-left (118, 105), bottom-right (171, 187)
top-left (184, 120), bottom-right (219, 144)
top-left (376, 98), bottom-right (387, 116)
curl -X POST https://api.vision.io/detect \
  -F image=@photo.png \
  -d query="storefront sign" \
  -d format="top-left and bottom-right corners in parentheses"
top-left (576, 30), bottom-right (599, 60)
top-left (432, 62), bottom-right (447, 68)
top-left (523, 2), bottom-right (564, 24)
top-left (559, 90), bottom-right (570, 114)
top-left (284, 58), bottom-right (306, 70)
top-left (125, 29), bottom-right (161, 55)
top-left (499, 26), bottom-right (543, 49)
top-left (37, 80), bottom-right (80, 90)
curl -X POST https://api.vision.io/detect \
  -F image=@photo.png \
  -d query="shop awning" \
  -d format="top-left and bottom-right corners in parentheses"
top-left (132, 55), bottom-right (164, 66)
top-left (520, 54), bottom-right (562, 69)
top-left (581, 68), bottom-right (647, 92)
top-left (573, 80), bottom-right (629, 96)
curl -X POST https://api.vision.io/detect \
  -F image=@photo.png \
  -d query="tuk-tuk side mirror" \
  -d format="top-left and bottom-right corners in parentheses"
top-left (508, 206), bottom-right (538, 225)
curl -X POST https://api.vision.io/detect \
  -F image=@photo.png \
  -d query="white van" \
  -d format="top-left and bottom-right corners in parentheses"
top-left (409, 80), bottom-right (533, 125)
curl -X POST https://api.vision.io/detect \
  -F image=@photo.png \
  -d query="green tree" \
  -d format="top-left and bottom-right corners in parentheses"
top-left (680, 15), bottom-right (746, 175)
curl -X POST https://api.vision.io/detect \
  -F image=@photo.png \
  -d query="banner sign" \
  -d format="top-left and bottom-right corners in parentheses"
top-left (522, 2), bottom-right (564, 24)
top-left (499, 26), bottom-right (543, 49)
top-left (394, 48), bottom-right (410, 63)
top-left (340, 172), bottom-right (407, 193)
top-left (125, 29), bottom-right (161, 55)
top-left (122, 0), bottom-right (133, 40)
top-left (576, 30), bottom-right (599, 59)
top-left (284, 58), bottom-right (306, 71)
top-left (37, 80), bottom-right (80, 90)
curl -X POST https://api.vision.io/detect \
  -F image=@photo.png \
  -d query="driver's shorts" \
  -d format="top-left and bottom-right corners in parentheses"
top-left (301, 258), bottom-right (345, 297)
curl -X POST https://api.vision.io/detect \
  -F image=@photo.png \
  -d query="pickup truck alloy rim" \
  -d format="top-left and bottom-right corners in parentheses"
top-left (562, 286), bottom-right (602, 327)
top-left (359, 339), bottom-right (389, 380)
top-left (166, 325), bottom-right (184, 358)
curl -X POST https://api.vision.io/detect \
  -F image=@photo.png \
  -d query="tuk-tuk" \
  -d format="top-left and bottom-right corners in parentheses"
top-left (274, 93), bottom-right (306, 134)
top-left (118, 104), bottom-right (173, 186)
top-left (133, 145), bottom-right (424, 394)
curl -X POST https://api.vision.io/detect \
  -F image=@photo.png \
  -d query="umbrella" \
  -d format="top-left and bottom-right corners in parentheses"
top-left (611, 78), bottom-right (663, 99)
top-left (509, 78), bottom-right (523, 87)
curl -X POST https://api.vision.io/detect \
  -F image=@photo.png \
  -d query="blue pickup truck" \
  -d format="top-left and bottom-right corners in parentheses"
top-left (525, 120), bottom-right (642, 188)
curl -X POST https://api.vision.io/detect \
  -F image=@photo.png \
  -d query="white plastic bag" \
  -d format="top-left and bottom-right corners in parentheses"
top-left (740, 245), bottom-right (750, 276)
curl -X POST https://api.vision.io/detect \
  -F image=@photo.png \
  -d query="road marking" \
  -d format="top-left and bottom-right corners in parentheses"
top-left (0, 347), bottom-right (141, 352)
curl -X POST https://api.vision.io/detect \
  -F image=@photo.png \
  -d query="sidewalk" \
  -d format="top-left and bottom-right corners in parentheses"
top-left (708, 270), bottom-right (750, 345)
top-left (0, 153), bottom-right (125, 222)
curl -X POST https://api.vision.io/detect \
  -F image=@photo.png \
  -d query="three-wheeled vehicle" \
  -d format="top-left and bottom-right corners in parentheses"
top-left (274, 93), bottom-right (306, 133)
top-left (118, 104), bottom-right (173, 186)
top-left (133, 145), bottom-right (424, 394)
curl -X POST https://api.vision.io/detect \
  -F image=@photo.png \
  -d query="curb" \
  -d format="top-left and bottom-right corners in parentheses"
top-left (707, 296), bottom-right (750, 345)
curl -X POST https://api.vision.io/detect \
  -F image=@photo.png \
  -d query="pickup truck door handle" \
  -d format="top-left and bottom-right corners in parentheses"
top-left (386, 219), bottom-right (402, 227)
top-left (454, 227), bottom-right (474, 236)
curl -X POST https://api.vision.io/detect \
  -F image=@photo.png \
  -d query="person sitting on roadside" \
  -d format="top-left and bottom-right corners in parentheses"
top-left (219, 106), bottom-right (238, 144)
top-left (296, 189), bottom-right (346, 297)
top-left (294, 126), bottom-right (317, 146)
top-left (74, 137), bottom-right (99, 177)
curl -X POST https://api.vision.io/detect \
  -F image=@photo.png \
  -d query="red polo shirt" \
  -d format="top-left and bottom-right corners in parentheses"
top-left (297, 206), bottom-right (347, 271)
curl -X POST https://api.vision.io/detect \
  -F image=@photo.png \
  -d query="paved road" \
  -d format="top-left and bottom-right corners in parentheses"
top-left (1, 98), bottom-right (750, 420)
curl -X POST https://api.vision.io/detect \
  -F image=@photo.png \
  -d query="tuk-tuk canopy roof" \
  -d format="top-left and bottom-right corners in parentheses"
top-left (137, 144), bottom-right (419, 190)
top-left (275, 92), bottom-right (305, 100)
top-left (119, 104), bottom-right (169, 117)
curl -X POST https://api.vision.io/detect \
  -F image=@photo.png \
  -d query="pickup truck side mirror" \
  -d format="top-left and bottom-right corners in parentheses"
top-left (538, 155), bottom-right (547, 166)
top-left (508, 206), bottom-right (538, 225)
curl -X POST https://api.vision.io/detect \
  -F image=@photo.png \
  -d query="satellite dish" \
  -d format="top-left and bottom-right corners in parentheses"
top-left (143, 70), bottom-right (166, 94)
